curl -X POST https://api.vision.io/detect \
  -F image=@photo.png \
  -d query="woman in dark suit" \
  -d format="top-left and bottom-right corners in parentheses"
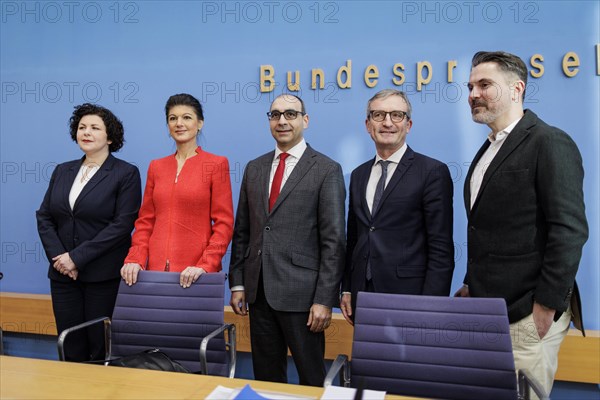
top-left (37, 103), bottom-right (141, 361)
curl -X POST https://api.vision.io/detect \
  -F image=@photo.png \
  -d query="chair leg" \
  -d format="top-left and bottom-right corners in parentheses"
top-left (200, 323), bottom-right (237, 377)
top-left (57, 317), bottom-right (111, 361)
top-left (324, 354), bottom-right (350, 387)
top-left (517, 369), bottom-right (549, 400)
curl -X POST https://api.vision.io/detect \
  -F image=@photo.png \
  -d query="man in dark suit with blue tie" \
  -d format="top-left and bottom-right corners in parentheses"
top-left (229, 94), bottom-right (346, 386)
top-left (340, 89), bottom-right (455, 324)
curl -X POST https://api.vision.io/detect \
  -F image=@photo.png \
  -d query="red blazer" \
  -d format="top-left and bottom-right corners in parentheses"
top-left (125, 147), bottom-right (234, 273)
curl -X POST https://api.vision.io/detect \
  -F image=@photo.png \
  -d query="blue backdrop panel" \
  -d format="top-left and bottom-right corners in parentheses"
top-left (1, 1), bottom-right (598, 329)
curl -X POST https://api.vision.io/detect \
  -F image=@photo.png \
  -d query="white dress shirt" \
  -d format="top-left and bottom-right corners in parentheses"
top-left (268, 139), bottom-right (308, 194)
top-left (366, 144), bottom-right (407, 213)
top-left (69, 163), bottom-right (99, 210)
top-left (470, 117), bottom-right (522, 209)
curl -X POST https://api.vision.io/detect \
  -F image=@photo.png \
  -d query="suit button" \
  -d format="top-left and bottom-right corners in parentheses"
top-left (258, 250), bottom-right (262, 256)
top-left (468, 258), bottom-right (473, 264)
top-left (369, 226), bottom-right (375, 232)
top-left (565, 288), bottom-right (573, 300)
top-left (265, 226), bottom-right (270, 231)
top-left (469, 226), bottom-right (476, 231)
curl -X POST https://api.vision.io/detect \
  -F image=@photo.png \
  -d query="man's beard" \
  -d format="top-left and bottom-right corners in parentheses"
top-left (471, 100), bottom-right (508, 125)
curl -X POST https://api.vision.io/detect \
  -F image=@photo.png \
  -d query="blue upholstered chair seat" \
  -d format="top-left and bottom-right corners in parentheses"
top-left (57, 271), bottom-right (236, 377)
top-left (325, 292), bottom-right (547, 400)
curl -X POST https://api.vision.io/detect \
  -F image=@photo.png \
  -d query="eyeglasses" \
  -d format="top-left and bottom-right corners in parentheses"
top-left (369, 110), bottom-right (409, 123)
top-left (267, 109), bottom-right (305, 121)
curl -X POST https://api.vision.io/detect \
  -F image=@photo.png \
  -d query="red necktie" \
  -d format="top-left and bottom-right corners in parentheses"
top-left (269, 153), bottom-right (289, 211)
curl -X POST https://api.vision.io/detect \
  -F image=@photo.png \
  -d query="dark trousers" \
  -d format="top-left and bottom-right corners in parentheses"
top-left (249, 276), bottom-right (326, 386)
top-left (50, 277), bottom-right (120, 362)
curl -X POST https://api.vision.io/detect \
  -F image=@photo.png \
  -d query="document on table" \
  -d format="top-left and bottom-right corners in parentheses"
top-left (321, 385), bottom-right (386, 400)
top-left (206, 384), bottom-right (386, 400)
top-left (205, 384), bottom-right (316, 400)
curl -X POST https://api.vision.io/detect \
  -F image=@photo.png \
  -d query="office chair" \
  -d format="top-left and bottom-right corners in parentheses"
top-left (57, 271), bottom-right (236, 377)
top-left (324, 292), bottom-right (547, 400)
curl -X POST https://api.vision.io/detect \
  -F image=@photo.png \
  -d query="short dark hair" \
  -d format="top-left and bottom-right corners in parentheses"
top-left (366, 89), bottom-right (412, 119)
top-left (271, 94), bottom-right (306, 113)
top-left (69, 103), bottom-right (124, 152)
top-left (471, 51), bottom-right (528, 90)
top-left (165, 93), bottom-right (204, 122)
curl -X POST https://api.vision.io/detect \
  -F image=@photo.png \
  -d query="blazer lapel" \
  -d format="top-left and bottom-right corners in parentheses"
top-left (469, 112), bottom-right (535, 213)
top-left (270, 146), bottom-right (316, 213)
top-left (61, 159), bottom-right (81, 208)
top-left (260, 152), bottom-right (275, 216)
top-left (464, 141), bottom-right (490, 216)
top-left (372, 147), bottom-right (415, 217)
top-left (357, 160), bottom-right (373, 220)
top-left (73, 155), bottom-right (115, 210)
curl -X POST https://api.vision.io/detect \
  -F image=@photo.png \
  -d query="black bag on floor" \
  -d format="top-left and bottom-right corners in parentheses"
top-left (107, 348), bottom-right (191, 373)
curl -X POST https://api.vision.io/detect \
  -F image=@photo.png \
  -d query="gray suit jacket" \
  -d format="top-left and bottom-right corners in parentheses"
top-left (229, 145), bottom-right (346, 311)
top-left (464, 110), bottom-right (588, 325)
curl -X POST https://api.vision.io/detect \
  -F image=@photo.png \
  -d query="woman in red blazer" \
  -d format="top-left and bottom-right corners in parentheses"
top-left (121, 94), bottom-right (234, 287)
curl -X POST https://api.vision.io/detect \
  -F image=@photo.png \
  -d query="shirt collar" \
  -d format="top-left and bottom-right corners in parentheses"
top-left (274, 139), bottom-right (307, 161)
top-left (375, 143), bottom-right (407, 165)
top-left (488, 117), bottom-right (522, 143)
top-left (173, 146), bottom-right (201, 157)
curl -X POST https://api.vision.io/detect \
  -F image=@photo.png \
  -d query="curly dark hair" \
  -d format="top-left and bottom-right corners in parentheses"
top-left (164, 93), bottom-right (204, 122)
top-left (69, 103), bottom-right (125, 152)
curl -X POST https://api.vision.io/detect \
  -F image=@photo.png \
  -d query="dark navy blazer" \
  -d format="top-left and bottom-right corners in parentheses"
top-left (37, 154), bottom-right (141, 282)
top-left (342, 146), bottom-right (455, 311)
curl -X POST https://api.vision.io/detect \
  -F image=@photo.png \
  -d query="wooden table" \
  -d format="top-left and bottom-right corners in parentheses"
top-left (3, 292), bottom-right (599, 384)
top-left (0, 356), bottom-right (415, 399)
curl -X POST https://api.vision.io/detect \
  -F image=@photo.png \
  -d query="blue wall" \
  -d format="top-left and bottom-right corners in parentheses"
top-left (1, 1), bottom-right (598, 328)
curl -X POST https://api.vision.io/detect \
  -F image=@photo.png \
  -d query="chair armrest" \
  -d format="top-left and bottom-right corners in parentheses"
top-left (518, 369), bottom-right (549, 400)
top-left (57, 317), bottom-right (111, 362)
top-left (199, 323), bottom-right (237, 378)
top-left (324, 354), bottom-right (350, 387)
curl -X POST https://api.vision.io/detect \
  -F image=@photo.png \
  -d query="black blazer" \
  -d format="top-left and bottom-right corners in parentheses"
top-left (37, 154), bottom-right (141, 283)
top-left (342, 146), bottom-right (455, 310)
top-left (464, 110), bottom-right (588, 325)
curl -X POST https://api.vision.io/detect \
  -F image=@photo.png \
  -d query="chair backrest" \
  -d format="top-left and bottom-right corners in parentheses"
top-left (111, 271), bottom-right (228, 376)
top-left (352, 292), bottom-right (517, 400)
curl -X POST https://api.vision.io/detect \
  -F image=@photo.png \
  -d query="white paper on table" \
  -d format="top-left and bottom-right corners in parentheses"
top-left (205, 384), bottom-right (316, 400)
top-left (205, 385), bottom-right (238, 400)
top-left (320, 385), bottom-right (386, 400)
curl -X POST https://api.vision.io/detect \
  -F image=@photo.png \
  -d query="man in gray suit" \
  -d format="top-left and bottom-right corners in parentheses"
top-left (229, 94), bottom-right (346, 386)
top-left (456, 51), bottom-right (588, 396)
